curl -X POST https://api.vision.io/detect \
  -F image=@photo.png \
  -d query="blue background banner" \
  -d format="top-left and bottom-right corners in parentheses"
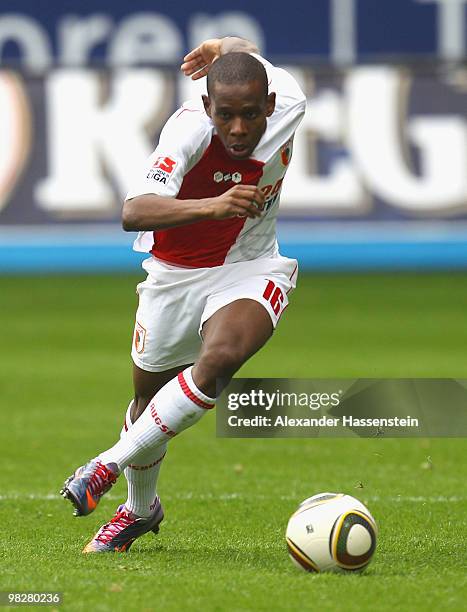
top-left (0, 0), bottom-right (451, 66)
top-left (1, 1), bottom-right (467, 272)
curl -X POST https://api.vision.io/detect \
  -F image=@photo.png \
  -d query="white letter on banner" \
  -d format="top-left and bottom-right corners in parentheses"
top-left (0, 15), bottom-right (51, 73)
top-left (108, 14), bottom-right (182, 65)
top-left (58, 15), bottom-right (113, 66)
top-left (347, 67), bottom-right (467, 213)
top-left (36, 69), bottom-right (172, 213)
top-left (0, 72), bottom-right (31, 212)
top-left (280, 67), bottom-right (368, 214)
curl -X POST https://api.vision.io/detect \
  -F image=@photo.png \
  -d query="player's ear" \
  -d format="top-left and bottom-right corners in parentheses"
top-left (266, 92), bottom-right (275, 117)
top-left (202, 95), bottom-right (212, 118)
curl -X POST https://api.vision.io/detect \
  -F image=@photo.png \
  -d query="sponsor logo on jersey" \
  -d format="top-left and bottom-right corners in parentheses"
top-left (261, 177), bottom-right (285, 212)
top-left (280, 140), bottom-right (292, 166)
top-left (147, 155), bottom-right (177, 184)
top-left (213, 170), bottom-right (242, 183)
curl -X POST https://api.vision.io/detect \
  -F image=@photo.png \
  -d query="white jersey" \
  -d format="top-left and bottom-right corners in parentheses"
top-left (126, 54), bottom-right (306, 268)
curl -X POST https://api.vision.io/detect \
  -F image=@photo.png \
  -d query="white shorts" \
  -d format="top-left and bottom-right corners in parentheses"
top-left (131, 255), bottom-right (298, 372)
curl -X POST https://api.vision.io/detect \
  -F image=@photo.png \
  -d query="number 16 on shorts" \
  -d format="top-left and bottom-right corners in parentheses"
top-left (262, 279), bottom-right (287, 322)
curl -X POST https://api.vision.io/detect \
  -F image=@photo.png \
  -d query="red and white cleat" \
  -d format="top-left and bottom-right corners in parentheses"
top-left (61, 459), bottom-right (118, 517)
top-left (82, 498), bottom-right (164, 553)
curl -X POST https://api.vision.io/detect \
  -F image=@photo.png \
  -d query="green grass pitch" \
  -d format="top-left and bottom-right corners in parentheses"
top-left (1, 272), bottom-right (467, 611)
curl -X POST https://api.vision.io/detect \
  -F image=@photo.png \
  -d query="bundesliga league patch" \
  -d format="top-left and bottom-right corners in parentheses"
top-left (147, 155), bottom-right (177, 184)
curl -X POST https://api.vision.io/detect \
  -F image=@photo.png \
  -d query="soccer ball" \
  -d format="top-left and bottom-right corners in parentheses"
top-left (285, 492), bottom-right (377, 573)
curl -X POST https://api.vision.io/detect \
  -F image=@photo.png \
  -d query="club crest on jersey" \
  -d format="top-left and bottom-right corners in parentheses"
top-left (147, 156), bottom-right (177, 184)
top-left (134, 321), bottom-right (146, 354)
top-left (213, 171), bottom-right (242, 183)
top-left (280, 140), bottom-right (292, 166)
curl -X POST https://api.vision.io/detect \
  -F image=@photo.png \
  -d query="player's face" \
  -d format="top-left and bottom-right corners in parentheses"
top-left (203, 80), bottom-right (275, 159)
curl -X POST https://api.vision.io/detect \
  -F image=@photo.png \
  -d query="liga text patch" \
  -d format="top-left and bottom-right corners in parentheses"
top-left (147, 155), bottom-right (177, 184)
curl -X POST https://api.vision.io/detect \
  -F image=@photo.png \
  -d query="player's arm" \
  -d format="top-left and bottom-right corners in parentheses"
top-left (122, 184), bottom-right (265, 231)
top-left (181, 37), bottom-right (259, 81)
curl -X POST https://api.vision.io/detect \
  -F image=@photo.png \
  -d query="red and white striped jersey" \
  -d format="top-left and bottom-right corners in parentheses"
top-left (126, 55), bottom-right (306, 268)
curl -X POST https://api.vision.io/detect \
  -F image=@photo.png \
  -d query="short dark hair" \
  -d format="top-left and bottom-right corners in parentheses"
top-left (207, 52), bottom-right (268, 97)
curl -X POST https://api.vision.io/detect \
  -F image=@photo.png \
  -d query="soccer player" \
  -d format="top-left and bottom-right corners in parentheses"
top-left (61, 36), bottom-right (306, 552)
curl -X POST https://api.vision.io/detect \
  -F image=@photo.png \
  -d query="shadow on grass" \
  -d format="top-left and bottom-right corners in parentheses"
top-left (91, 539), bottom-right (463, 579)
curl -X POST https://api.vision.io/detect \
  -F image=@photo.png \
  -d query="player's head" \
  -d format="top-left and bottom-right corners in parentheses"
top-left (203, 52), bottom-right (275, 160)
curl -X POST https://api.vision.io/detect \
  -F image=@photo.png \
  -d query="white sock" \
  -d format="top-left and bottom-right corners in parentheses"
top-left (115, 401), bottom-right (168, 518)
top-left (124, 448), bottom-right (167, 518)
top-left (99, 367), bottom-right (215, 472)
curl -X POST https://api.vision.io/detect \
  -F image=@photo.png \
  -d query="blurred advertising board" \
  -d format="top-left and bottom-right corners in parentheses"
top-left (1, 64), bottom-right (467, 272)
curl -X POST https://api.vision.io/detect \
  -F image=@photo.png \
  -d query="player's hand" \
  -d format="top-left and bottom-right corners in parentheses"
top-left (206, 185), bottom-right (266, 220)
top-left (181, 39), bottom-right (222, 80)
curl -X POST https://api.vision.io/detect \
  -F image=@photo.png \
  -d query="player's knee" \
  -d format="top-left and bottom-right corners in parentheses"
top-left (198, 343), bottom-right (245, 381)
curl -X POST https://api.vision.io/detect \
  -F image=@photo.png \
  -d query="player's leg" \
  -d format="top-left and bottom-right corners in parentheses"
top-left (90, 299), bottom-right (270, 476)
top-left (95, 258), bottom-right (296, 471)
top-left (63, 257), bottom-right (296, 520)
top-left (81, 400), bottom-right (163, 553)
top-left (80, 364), bottom-right (199, 552)
top-left (193, 298), bottom-right (273, 396)
top-left (192, 256), bottom-right (298, 396)
top-left (79, 303), bottom-right (273, 550)
top-left (123, 364), bottom-right (192, 518)
top-left (131, 363), bottom-right (194, 421)
top-left (61, 261), bottom-right (205, 520)
top-left (86, 258), bottom-right (297, 472)
top-left (60, 367), bottom-right (186, 519)
top-left (81, 366), bottom-right (188, 553)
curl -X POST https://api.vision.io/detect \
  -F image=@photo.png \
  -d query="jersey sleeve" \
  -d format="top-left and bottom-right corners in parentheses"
top-left (126, 105), bottom-right (211, 200)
